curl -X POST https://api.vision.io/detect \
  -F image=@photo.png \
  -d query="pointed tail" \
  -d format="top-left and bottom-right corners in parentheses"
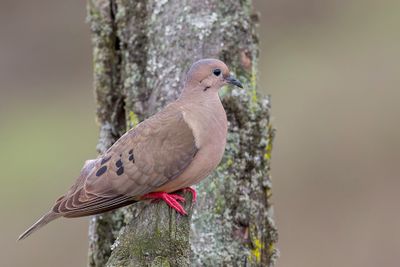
top-left (17, 211), bottom-right (61, 241)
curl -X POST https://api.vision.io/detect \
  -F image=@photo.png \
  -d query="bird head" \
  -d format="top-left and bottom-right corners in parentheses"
top-left (182, 58), bottom-right (243, 96)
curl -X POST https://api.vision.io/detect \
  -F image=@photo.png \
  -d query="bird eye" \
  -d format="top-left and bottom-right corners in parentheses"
top-left (213, 68), bottom-right (222, 76)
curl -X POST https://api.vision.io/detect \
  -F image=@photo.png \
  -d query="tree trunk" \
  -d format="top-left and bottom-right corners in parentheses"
top-left (86, 0), bottom-right (278, 266)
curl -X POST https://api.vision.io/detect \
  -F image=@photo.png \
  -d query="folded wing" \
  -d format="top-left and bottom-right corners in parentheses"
top-left (53, 106), bottom-right (198, 217)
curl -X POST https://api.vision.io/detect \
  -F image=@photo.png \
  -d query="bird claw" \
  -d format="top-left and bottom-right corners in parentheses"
top-left (142, 192), bottom-right (187, 215)
top-left (142, 187), bottom-right (197, 215)
top-left (171, 194), bottom-right (186, 203)
top-left (182, 187), bottom-right (197, 204)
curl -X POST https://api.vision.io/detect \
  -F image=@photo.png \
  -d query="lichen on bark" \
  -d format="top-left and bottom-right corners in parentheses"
top-left (87, 0), bottom-right (278, 266)
top-left (106, 193), bottom-right (193, 267)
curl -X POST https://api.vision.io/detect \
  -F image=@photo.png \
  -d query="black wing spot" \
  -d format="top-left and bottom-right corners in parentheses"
top-left (116, 167), bottom-right (124, 176)
top-left (101, 156), bottom-right (111, 165)
top-left (128, 149), bottom-right (133, 154)
top-left (96, 166), bottom-right (107, 177)
top-left (116, 159), bottom-right (123, 168)
top-left (129, 153), bottom-right (135, 163)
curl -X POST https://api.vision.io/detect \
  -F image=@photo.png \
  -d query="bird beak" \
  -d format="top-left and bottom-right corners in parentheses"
top-left (225, 75), bottom-right (243, 88)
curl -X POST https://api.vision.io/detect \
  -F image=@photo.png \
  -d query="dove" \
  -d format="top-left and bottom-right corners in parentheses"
top-left (18, 58), bottom-right (243, 241)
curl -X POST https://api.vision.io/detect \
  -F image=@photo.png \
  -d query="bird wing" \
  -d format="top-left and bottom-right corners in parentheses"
top-left (53, 106), bottom-right (198, 217)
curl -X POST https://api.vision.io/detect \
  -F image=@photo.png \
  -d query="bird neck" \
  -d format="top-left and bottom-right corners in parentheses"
top-left (178, 87), bottom-right (222, 111)
top-left (179, 83), bottom-right (220, 101)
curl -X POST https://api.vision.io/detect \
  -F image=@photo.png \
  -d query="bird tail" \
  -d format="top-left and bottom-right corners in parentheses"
top-left (17, 211), bottom-right (61, 241)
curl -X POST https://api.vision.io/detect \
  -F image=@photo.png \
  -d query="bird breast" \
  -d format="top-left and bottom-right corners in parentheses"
top-left (155, 97), bottom-right (228, 192)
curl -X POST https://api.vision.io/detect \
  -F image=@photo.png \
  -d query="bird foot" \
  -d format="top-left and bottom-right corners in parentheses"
top-left (181, 187), bottom-right (197, 204)
top-left (142, 192), bottom-right (187, 215)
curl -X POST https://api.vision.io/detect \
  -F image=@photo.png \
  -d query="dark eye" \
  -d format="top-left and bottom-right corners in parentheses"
top-left (213, 68), bottom-right (222, 76)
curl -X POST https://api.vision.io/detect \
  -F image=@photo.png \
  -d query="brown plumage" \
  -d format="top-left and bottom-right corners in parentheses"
top-left (18, 58), bottom-right (243, 240)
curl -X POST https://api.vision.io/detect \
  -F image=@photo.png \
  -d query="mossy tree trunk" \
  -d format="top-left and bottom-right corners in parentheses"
top-left (87, 0), bottom-right (278, 266)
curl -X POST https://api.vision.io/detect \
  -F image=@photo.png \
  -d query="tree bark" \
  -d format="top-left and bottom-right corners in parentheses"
top-left (87, 0), bottom-right (278, 266)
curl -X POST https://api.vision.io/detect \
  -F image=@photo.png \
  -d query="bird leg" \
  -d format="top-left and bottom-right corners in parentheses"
top-left (142, 192), bottom-right (187, 215)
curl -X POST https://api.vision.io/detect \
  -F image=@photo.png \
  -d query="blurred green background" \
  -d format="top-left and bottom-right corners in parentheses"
top-left (1, 0), bottom-right (399, 266)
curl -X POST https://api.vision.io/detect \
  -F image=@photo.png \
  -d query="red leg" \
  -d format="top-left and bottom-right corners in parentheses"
top-left (182, 187), bottom-right (197, 204)
top-left (142, 192), bottom-right (187, 215)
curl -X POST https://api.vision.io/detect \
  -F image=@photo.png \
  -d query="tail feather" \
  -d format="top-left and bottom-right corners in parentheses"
top-left (17, 211), bottom-right (61, 241)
